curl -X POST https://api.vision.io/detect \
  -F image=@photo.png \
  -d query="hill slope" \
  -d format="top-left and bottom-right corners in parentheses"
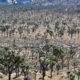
top-left (0, 0), bottom-right (80, 5)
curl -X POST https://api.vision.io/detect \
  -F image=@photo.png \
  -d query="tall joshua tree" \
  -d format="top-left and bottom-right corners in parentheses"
top-left (18, 27), bottom-right (23, 38)
top-left (0, 50), bottom-right (24, 80)
top-left (76, 27), bottom-right (80, 39)
top-left (68, 27), bottom-right (76, 39)
top-left (58, 47), bottom-right (65, 70)
top-left (21, 62), bottom-right (29, 80)
top-left (49, 56), bottom-right (56, 78)
top-left (0, 26), bottom-right (6, 37)
top-left (40, 57), bottom-right (49, 80)
top-left (5, 25), bottom-right (10, 37)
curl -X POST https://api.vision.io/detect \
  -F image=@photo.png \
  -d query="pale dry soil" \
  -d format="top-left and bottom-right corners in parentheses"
top-left (0, 73), bottom-right (72, 80)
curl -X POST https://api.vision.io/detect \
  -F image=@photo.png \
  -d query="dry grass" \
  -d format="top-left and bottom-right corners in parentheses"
top-left (0, 75), bottom-right (80, 80)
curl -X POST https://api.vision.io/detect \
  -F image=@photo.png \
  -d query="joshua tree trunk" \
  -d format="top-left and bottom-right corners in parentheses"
top-left (73, 63), bottom-right (76, 71)
top-left (61, 58), bottom-right (64, 70)
top-left (77, 30), bottom-right (80, 39)
top-left (40, 63), bottom-right (42, 73)
top-left (42, 66), bottom-right (46, 80)
top-left (7, 29), bottom-right (8, 37)
top-left (42, 71), bottom-right (45, 80)
top-left (56, 64), bottom-right (60, 75)
top-left (50, 67), bottom-right (53, 78)
top-left (15, 69), bottom-right (18, 77)
top-left (9, 71), bottom-right (11, 80)
top-left (78, 75), bottom-right (80, 80)
top-left (18, 67), bottom-right (20, 76)
top-left (57, 69), bottom-right (59, 75)
top-left (34, 72), bottom-right (36, 80)
top-left (16, 67), bottom-right (20, 77)
top-left (67, 58), bottom-right (70, 70)
top-left (24, 71), bottom-right (28, 80)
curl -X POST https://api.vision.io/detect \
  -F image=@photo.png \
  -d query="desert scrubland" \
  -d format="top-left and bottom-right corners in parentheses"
top-left (0, 5), bottom-right (80, 80)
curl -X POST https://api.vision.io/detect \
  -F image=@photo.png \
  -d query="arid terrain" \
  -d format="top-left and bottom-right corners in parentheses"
top-left (0, 5), bottom-right (80, 80)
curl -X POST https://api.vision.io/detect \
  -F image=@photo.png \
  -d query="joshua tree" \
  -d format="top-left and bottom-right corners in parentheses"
top-left (38, 49), bottom-right (45, 73)
top-left (18, 27), bottom-right (23, 38)
top-left (77, 70), bottom-right (80, 80)
top-left (40, 57), bottom-right (48, 80)
top-left (9, 28), bottom-right (15, 37)
top-left (52, 46), bottom-right (60, 61)
top-left (0, 25), bottom-right (6, 37)
top-left (0, 25), bottom-right (10, 37)
top-left (69, 72), bottom-right (75, 80)
top-left (51, 45), bottom-right (66, 71)
top-left (21, 62), bottom-right (29, 80)
top-left (48, 56), bottom-right (56, 78)
top-left (46, 29), bottom-right (53, 39)
top-left (69, 45), bottom-right (76, 59)
top-left (42, 39), bottom-right (50, 57)
top-left (33, 62), bottom-right (38, 80)
top-left (58, 47), bottom-right (65, 70)
top-left (58, 28), bottom-right (65, 38)
top-left (56, 63), bottom-right (61, 75)
top-left (67, 27), bottom-right (76, 39)
top-left (67, 45), bottom-right (77, 70)
top-left (54, 21), bottom-right (59, 32)
top-left (5, 25), bottom-right (10, 37)
top-left (0, 50), bottom-right (24, 80)
top-left (76, 27), bottom-right (80, 39)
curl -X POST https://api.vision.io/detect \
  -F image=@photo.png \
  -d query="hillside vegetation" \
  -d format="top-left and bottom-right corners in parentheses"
top-left (0, 5), bottom-right (80, 80)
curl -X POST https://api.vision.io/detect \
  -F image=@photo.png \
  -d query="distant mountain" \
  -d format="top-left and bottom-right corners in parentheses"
top-left (0, 0), bottom-right (6, 4)
top-left (0, 0), bottom-right (80, 5)
top-left (17, 0), bottom-right (32, 4)
top-left (30, 0), bottom-right (80, 5)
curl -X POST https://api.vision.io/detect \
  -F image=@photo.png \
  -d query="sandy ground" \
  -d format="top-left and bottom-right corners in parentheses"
top-left (0, 72), bottom-right (69, 80)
